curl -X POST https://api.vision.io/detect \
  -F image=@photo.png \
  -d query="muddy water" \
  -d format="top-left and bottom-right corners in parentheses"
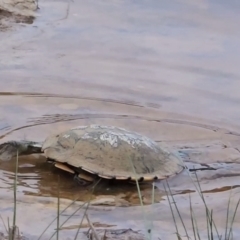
top-left (1, 0), bottom-right (240, 239)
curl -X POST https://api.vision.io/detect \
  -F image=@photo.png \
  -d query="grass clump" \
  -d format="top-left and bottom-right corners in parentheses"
top-left (162, 172), bottom-right (240, 240)
top-left (1, 152), bottom-right (239, 240)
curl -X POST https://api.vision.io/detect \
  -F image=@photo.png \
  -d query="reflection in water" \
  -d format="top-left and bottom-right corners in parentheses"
top-left (0, 154), bottom-right (163, 206)
top-left (1, 100), bottom-right (240, 203)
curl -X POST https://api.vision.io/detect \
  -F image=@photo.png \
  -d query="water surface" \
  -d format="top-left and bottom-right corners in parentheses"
top-left (0, 0), bottom-right (240, 239)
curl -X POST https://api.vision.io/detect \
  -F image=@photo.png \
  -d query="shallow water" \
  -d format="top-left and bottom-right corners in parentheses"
top-left (1, 0), bottom-right (240, 239)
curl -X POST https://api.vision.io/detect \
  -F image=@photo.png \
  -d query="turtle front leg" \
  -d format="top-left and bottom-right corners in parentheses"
top-left (73, 172), bottom-right (95, 186)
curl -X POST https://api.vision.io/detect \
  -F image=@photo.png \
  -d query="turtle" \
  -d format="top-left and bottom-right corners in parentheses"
top-left (0, 125), bottom-right (184, 185)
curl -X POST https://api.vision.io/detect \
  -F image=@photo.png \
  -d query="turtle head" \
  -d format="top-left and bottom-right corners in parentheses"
top-left (0, 141), bottom-right (42, 161)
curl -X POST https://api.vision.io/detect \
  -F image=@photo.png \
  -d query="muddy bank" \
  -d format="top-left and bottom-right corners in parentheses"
top-left (0, 117), bottom-right (240, 239)
top-left (0, 0), bottom-right (37, 31)
top-left (0, 0), bottom-right (38, 16)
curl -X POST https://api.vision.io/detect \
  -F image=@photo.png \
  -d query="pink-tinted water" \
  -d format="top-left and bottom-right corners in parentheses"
top-left (0, 0), bottom-right (240, 239)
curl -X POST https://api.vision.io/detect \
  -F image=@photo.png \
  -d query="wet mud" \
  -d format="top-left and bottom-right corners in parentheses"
top-left (0, 9), bottom-right (34, 31)
top-left (1, 0), bottom-right (240, 239)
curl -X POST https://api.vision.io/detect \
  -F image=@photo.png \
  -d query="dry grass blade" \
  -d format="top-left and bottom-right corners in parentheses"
top-left (189, 169), bottom-right (240, 240)
top-left (103, 230), bottom-right (107, 240)
top-left (73, 201), bottom-right (90, 240)
top-left (187, 170), bottom-right (221, 239)
top-left (13, 151), bottom-right (18, 228)
top-left (209, 210), bottom-right (213, 240)
top-left (37, 196), bottom-right (81, 240)
top-left (8, 150), bottom-right (19, 240)
top-left (129, 156), bottom-right (152, 240)
top-left (163, 182), bottom-right (181, 239)
top-left (224, 189), bottom-right (232, 240)
top-left (85, 214), bottom-right (100, 240)
top-left (47, 179), bottom-right (102, 240)
top-left (9, 226), bottom-right (20, 240)
top-left (227, 197), bottom-right (240, 240)
top-left (189, 194), bottom-right (200, 240)
top-left (47, 200), bottom-right (88, 240)
top-left (73, 179), bottom-right (101, 240)
top-left (189, 195), bottom-right (196, 240)
top-left (195, 173), bottom-right (220, 239)
top-left (7, 218), bottom-right (10, 240)
top-left (74, 202), bottom-right (90, 240)
top-left (49, 201), bottom-right (89, 240)
top-left (166, 179), bottom-right (189, 239)
top-left (148, 182), bottom-right (155, 240)
top-left (151, 182), bottom-right (155, 205)
top-left (56, 176), bottom-right (60, 240)
top-left (0, 214), bottom-right (8, 234)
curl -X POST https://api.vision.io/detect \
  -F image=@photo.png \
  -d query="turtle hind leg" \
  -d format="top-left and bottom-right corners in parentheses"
top-left (73, 174), bottom-right (91, 186)
top-left (73, 172), bottom-right (95, 186)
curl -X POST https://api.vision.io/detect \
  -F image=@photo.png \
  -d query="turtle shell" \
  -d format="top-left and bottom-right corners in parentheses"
top-left (42, 125), bottom-right (184, 181)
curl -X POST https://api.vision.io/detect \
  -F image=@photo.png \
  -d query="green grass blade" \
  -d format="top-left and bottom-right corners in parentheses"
top-left (151, 182), bottom-right (155, 205)
top-left (163, 182), bottom-right (181, 239)
top-left (206, 206), bottom-right (210, 240)
top-left (49, 178), bottom-right (101, 240)
top-left (85, 214), bottom-right (100, 240)
top-left (149, 182), bottom-right (155, 240)
top-left (227, 197), bottom-right (240, 240)
top-left (187, 170), bottom-right (221, 239)
top-left (56, 176), bottom-right (60, 240)
top-left (50, 201), bottom-right (89, 240)
top-left (73, 179), bottom-right (101, 240)
top-left (73, 201), bottom-right (90, 240)
top-left (166, 180), bottom-right (189, 239)
top-left (210, 210), bottom-right (213, 240)
top-left (0, 214), bottom-right (8, 234)
top-left (7, 217), bottom-right (10, 240)
top-left (129, 156), bottom-right (151, 240)
top-left (13, 151), bottom-right (18, 229)
top-left (224, 189), bottom-right (232, 240)
top-left (195, 173), bottom-right (220, 239)
top-left (189, 194), bottom-right (198, 240)
top-left (38, 196), bottom-right (81, 240)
